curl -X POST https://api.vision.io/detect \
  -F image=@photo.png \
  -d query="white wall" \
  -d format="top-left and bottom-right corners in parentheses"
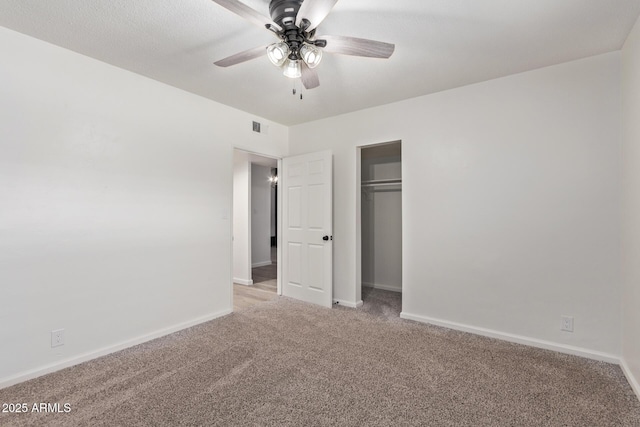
top-left (233, 151), bottom-right (252, 285)
top-left (290, 52), bottom-right (621, 359)
top-left (361, 156), bottom-right (402, 292)
top-left (621, 15), bottom-right (640, 398)
top-left (251, 163), bottom-right (272, 267)
top-left (0, 27), bottom-right (288, 386)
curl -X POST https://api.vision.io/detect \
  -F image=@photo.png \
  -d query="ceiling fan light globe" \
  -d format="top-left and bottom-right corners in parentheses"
top-left (267, 42), bottom-right (289, 67)
top-left (300, 44), bottom-right (322, 68)
top-left (283, 59), bottom-right (302, 78)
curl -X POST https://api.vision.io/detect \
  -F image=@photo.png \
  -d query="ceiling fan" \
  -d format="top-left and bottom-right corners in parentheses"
top-left (211, 0), bottom-right (395, 90)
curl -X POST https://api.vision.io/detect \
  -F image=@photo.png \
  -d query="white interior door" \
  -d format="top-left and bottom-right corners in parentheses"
top-left (282, 150), bottom-right (333, 308)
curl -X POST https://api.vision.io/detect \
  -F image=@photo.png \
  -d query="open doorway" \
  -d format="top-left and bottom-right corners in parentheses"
top-left (232, 149), bottom-right (280, 311)
top-left (357, 141), bottom-right (403, 316)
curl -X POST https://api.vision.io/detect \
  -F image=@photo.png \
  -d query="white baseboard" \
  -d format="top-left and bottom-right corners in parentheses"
top-left (620, 358), bottom-right (640, 402)
top-left (332, 299), bottom-right (363, 308)
top-left (333, 299), bottom-right (360, 308)
top-left (234, 278), bottom-right (253, 286)
top-left (252, 261), bottom-right (272, 268)
top-left (362, 282), bottom-right (402, 293)
top-left (0, 308), bottom-right (232, 390)
top-left (400, 311), bottom-right (619, 364)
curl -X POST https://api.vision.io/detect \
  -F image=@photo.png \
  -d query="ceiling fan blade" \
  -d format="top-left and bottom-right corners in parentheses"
top-left (321, 35), bottom-right (395, 59)
top-left (295, 0), bottom-right (339, 31)
top-left (301, 63), bottom-right (320, 89)
top-left (214, 45), bottom-right (266, 67)
top-left (211, 0), bottom-right (282, 32)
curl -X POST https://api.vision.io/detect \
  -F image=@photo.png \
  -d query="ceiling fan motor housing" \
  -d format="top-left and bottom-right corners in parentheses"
top-left (269, 0), bottom-right (303, 27)
top-left (269, 0), bottom-right (308, 60)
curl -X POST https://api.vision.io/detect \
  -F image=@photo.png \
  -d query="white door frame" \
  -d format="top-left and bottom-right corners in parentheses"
top-left (231, 148), bottom-right (283, 312)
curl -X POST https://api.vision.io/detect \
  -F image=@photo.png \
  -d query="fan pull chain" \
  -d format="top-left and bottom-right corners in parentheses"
top-left (291, 81), bottom-right (303, 100)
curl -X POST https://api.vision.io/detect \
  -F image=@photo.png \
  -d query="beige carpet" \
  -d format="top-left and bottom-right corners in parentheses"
top-left (1, 294), bottom-right (639, 426)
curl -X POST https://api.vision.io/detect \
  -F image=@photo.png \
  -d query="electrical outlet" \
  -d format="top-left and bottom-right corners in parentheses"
top-left (561, 316), bottom-right (574, 332)
top-left (51, 329), bottom-right (65, 348)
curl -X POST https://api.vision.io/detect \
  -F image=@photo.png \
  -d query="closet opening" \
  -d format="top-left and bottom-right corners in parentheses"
top-left (358, 141), bottom-right (402, 316)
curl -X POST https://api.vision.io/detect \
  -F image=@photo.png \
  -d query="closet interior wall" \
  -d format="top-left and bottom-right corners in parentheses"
top-left (361, 142), bottom-right (403, 293)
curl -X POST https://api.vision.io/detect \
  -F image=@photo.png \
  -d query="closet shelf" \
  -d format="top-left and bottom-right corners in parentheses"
top-left (361, 178), bottom-right (402, 188)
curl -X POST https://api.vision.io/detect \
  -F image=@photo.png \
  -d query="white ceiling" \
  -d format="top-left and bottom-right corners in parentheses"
top-left (1, 0), bottom-right (639, 126)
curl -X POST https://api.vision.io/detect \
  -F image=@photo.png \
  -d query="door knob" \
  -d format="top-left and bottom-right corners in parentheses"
top-left (323, 235), bottom-right (331, 241)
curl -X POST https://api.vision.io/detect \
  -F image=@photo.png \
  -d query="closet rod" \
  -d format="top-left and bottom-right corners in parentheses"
top-left (361, 178), bottom-right (402, 187)
top-left (361, 182), bottom-right (402, 188)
